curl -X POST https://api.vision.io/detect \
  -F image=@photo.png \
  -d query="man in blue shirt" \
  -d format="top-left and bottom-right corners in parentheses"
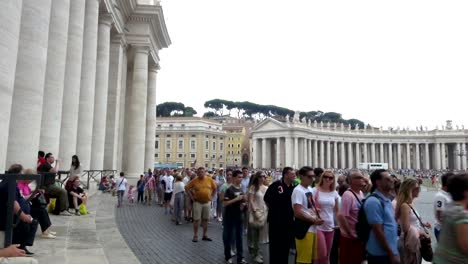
top-left (364, 169), bottom-right (400, 264)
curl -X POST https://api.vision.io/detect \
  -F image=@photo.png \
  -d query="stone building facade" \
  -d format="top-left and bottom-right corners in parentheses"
top-left (251, 117), bottom-right (467, 171)
top-left (0, 0), bottom-right (170, 176)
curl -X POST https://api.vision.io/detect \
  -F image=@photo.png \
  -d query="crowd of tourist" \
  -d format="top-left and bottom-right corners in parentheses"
top-left (0, 151), bottom-right (87, 264)
top-left (110, 165), bottom-right (467, 264)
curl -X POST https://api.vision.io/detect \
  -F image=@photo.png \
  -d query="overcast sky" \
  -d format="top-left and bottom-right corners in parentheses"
top-left (156, 0), bottom-right (468, 129)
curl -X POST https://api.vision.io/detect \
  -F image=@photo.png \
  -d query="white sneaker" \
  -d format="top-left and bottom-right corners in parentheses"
top-left (41, 233), bottom-right (56, 239)
top-left (254, 255), bottom-right (263, 263)
top-left (225, 258), bottom-right (233, 264)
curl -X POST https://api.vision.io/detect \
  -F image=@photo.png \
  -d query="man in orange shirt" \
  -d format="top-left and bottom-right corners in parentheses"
top-left (185, 167), bottom-right (217, 242)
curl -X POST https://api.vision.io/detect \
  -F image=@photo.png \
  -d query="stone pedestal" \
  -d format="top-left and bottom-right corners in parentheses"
top-left (7, 0), bottom-right (52, 169)
top-left (0, 0), bottom-right (22, 172)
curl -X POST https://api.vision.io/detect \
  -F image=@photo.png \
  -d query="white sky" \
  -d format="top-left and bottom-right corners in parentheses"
top-left (156, 0), bottom-right (468, 129)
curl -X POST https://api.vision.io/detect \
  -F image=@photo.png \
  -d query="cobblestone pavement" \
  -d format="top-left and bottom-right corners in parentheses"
top-left (115, 187), bottom-right (438, 264)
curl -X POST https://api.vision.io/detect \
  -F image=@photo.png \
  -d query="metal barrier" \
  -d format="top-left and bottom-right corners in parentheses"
top-left (0, 173), bottom-right (41, 248)
top-left (83, 170), bottom-right (117, 190)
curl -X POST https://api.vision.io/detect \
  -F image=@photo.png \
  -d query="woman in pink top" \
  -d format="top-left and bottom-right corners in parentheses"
top-left (18, 169), bottom-right (56, 239)
top-left (337, 171), bottom-right (366, 264)
top-left (312, 170), bottom-right (340, 264)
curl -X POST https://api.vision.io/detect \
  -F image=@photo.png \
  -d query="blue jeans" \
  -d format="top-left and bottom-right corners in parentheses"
top-left (434, 227), bottom-right (440, 242)
top-left (223, 217), bottom-right (243, 262)
top-left (174, 192), bottom-right (185, 223)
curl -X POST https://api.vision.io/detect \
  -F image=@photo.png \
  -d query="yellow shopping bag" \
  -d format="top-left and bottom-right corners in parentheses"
top-left (48, 198), bottom-right (56, 213)
top-left (79, 203), bottom-right (88, 215)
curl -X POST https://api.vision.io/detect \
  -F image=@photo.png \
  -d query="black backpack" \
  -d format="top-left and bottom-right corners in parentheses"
top-left (356, 193), bottom-right (384, 243)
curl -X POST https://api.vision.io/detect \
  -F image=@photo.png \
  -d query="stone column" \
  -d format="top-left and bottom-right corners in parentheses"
top-left (261, 138), bottom-right (267, 169)
top-left (313, 140), bottom-right (318, 167)
top-left (455, 144), bottom-right (461, 171)
top-left (379, 143), bottom-right (384, 163)
top-left (276, 137), bottom-right (281, 167)
top-left (347, 142), bottom-right (353, 168)
top-left (406, 143), bottom-right (411, 169)
top-left (285, 137), bottom-right (292, 166)
top-left (6, 0), bottom-right (52, 169)
top-left (388, 143), bottom-right (393, 170)
top-left (434, 143), bottom-right (441, 170)
top-left (461, 143), bottom-right (467, 170)
top-left (326, 141), bottom-right (331, 168)
top-left (294, 137), bottom-right (299, 168)
top-left (396, 144), bottom-right (402, 169)
top-left (309, 139), bottom-right (313, 165)
top-left (90, 14), bottom-right (113, 170)
top-left (104, 35), bottom-right (125, 170)
top-left (124, 46), bottom-right (149, 177)
top-left (144, 64), bottom-right (158, 171)
top-left (333, 141), bottom-right (338, 168)
top-left (440, 143), bottom-right (445, 170)
top-left (59, 0), bottom-right (86, 167)
top-left (319, 140), bottom-right (325, 168)
top-left (340, 142), bottom-right (346, 169)
top-left (424, 143), bottom-right (430, 169)
top-left (371, 143), bottom-right (376, 162)
top-left (76, 0), bottom-right (99, 170)
top-left (363, 143), bottom-right (368, 163)
top-left (303, 139), bottom-right (308, 167)
top-left (0, 0), bottom-right (23, 172)
top-left (252, 138), bottom-right (258, 168)
top-left (415, 144), bottom-right (420, 170)
top-left (116, 47), bottom-right (128, 172)
top-left (355, 143), bottom-right (360, 167)
top-left (39, 0), bottom-right (70, 156)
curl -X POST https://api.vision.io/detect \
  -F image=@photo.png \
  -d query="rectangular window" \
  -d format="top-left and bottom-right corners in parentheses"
top-left (166, 140), bottom-right (171, 150)
top-left (205, 141), bottom-right (209, 150)
top-left (190, 153), bottom-right (196, 158)
top-left (205, 163), bottom-right (208, 168)
top-left (154, 153), bottom-right (159, 158)
top-left (155, 141), bottom-right (159, 149)
top-left (212, 154), bottom-right (216, 159)
top-left (220, 143), bottom-right (224, 151)
top-left (190, 140), bottom-right (196, 150)
top-left (178, 140), bottom-right (183, 150)
top-left (166, 153), bottom-right (171, 158)
top-left (178, 153), bottom-right (183, 158)
top-left (212, 142), bottom-right (216, 151)
top-left (205, 154), bottom-right (209, 159)
top-left (237, 144), bottom-right (241, 148)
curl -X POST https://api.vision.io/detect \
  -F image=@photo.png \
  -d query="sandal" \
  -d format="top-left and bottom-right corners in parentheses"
top-left (202, 236), bottom-right (212, 241)
top-left (192, 237), bottom-right (198, 242)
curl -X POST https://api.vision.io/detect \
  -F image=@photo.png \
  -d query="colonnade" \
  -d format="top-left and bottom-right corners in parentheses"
top-left (0, 0), bottom-right (170, 176)
top-left (253, 137), bottom-right (468, 170)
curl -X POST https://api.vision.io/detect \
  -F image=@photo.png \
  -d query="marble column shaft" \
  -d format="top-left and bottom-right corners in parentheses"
top-left (319, 140), bottom-right (324, 168)
top-left (333, 141), bottom-right (338, 168)
top-left (340, 142), bottom-right (345, 169)
top-left (313, 140), bottom-right (318, 167)
top-left (396, 144), bottom-right (402, 169)
top-left (294, 137), bottom-right (299, 168)
top-left (415, 144), bottom-right (420, 170)
top-left (379, 143), bottom-right (384, 163)
top-left (7, 0), bottom-right (52, 169)
top-left (371, 143), bottom-right (376, 162)
top-left (347, 142), bottom-right (353, 168)
top-left (39, 0), bottom-right (70, 156)
top-left (440, 143), bottom-right (445, 170)
top-left (363, 143), bottom-right (368, 163)
top-left (125, 46), bottom-right (149, 176)
top-left (285, 137), bottom-right (292, 166)
top-left (261, 138), bottom-right (267, 168)
top-left (90, 15), bottom-right (113, 169)
top-left (0, 0), bottom-right (23, 172)
top-left (303, 139), bottom-right (308, 167)
top-left (144, 65), bottom-right (158, 171)
top-left (424, 143), bottom-right (430, 170)
top-left (388, 144), bottom-right (393, 170)
top-left (116, 47), bottom-right (127, 172)
top-left (104, 36), bottom-right (124, 170)
top-left (434, 143), bottom-right (441, 170)
top-left (59, 0), bottom-right (86, 167)
top-left (355, 143), bottom-right (360, 167)
top-left (405, 143), bottom-right (411, 169)
top-left (252, 138), bottom-right (258, 168)
top-left (461, 143), bottom-right (467, 170)
top-left (76, 0), bottom-right (99, 170)
top-left (276, 137), bottom-right (281, 167)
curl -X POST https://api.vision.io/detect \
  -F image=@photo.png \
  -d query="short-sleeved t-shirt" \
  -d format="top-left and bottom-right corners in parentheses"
top-left (162, 175), bottom-right (174, 193)
top-left (433, 190), bottom-right (452, 230)
top-left (311, 187), bottom-right (339, 232)
top-left (340, 189), bottom-right (364, 238)
top-left (433, 203), bottom-right (468, 263)
top-left (291, 184), bottom-right (317, 233)
top-left (185, 176), bottom-right (216, 204)
top-left (39, 162), bottom-right (52, 172)
top-left (224, 185), bottom-right (244, 220)
top-left (116, 177), bottom-right (127, 191)
top-left (364, 191), bottom-right (399, 256)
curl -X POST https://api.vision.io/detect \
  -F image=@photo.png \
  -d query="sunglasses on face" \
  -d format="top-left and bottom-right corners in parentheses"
top-left (323, 176), bottom-right (334, 180)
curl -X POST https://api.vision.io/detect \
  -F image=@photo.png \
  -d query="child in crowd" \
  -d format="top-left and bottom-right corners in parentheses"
top-left (128, 185), bottom-right (135, 203)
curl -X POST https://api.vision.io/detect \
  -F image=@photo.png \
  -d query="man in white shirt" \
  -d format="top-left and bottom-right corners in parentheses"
top-left (433, 172), bottom-right (454, 241)
top-left (116, 172), bottom-right (127, 208)
top-left (162, 172), bottom-right (174, 214)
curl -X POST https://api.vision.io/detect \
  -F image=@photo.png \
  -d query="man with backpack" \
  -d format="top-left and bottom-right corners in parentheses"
top-left (363, 169), bottom-right (400, 264)
top-left (337, 170), bottom-right (365, 264)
